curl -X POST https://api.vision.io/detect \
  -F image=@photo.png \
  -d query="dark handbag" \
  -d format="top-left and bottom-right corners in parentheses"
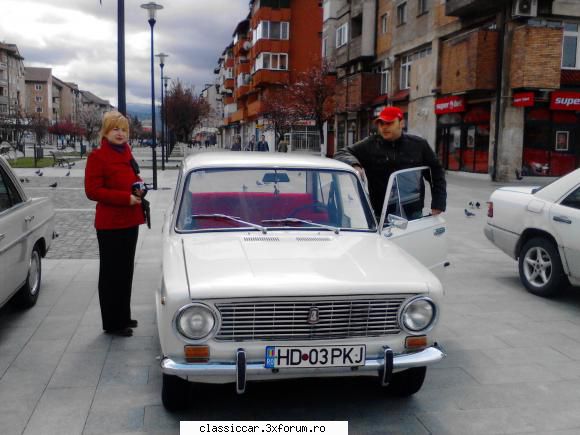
top-left (130, 158), bottom-right (151, 229)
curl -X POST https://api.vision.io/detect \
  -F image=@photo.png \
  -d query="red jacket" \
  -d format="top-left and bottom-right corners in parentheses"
top-left (85, 139), bottom-right (146, 230)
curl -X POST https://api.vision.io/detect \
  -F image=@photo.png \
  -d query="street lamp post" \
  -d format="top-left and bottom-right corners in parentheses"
top-left (141, 1), bottom-right (163, 190)
top-left (162, 75), bottom-right (170, 162)
top-left (155, 52), bottom-right (168, 171)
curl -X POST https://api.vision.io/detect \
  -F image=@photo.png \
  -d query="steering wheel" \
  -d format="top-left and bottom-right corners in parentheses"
top-left (288, 202), bottom-right (328, 219)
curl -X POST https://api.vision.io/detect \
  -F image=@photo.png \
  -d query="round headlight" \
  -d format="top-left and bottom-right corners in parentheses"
top-left (400, 297), bottom-right (436, 333)
top-left (176, 303), bottom-right (217, 340)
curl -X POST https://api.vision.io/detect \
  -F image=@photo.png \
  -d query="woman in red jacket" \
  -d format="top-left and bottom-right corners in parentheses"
top-left (85, 111), bottom-right (146, 337)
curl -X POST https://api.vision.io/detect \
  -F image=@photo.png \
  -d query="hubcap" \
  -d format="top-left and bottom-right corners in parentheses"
top-left (28, 250), bottom-right (40, 295)
top-left (523, 246), bottom-right (552, 288)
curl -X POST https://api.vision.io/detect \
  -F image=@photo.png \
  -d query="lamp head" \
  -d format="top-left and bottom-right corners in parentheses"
top-left (140, 2), bottom-right (163, 20)
top-left (156, 52), bottom-right (169, 66)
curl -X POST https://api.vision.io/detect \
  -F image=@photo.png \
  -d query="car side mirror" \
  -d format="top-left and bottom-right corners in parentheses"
top-left (387, 214), bottom-right (408, 230)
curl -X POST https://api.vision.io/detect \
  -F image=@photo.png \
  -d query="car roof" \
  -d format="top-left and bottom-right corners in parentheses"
top-left (181, 151), bottom-right (354, 173)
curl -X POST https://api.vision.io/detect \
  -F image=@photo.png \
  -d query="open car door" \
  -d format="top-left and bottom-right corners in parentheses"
top-left (378, 166), bottom-right (448, 277)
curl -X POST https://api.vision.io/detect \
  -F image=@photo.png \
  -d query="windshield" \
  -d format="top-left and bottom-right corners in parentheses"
top-left (176, 167), bottom-right (376, 232)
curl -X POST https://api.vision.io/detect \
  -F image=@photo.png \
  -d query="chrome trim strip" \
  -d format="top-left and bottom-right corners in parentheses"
top-left (160, 344), bottom-right (446, 378)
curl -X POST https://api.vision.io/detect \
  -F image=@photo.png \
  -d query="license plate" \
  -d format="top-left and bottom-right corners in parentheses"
top-left (264, 345), bottom-right (366, 369)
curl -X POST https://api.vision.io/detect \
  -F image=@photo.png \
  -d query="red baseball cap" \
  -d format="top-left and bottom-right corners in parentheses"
top-left (374, 106), bottom-right (403, 123)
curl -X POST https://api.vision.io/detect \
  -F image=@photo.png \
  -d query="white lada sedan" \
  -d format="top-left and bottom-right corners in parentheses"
top-left (157, 152), bottom-right (447, 411)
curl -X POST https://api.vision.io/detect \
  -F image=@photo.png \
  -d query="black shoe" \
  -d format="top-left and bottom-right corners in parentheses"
top-left (127, 319), bottom-right (138, 328)
top-left (104, 327), bottom-right (133, 337)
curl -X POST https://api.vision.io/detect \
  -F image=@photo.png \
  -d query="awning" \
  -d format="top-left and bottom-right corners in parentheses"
top-left (389, 89), bottom-right (410, 102)
top-left (372, 94), bottom-right (389, 106)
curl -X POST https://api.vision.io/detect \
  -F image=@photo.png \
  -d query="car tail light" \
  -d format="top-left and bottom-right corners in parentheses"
top-left (487, 201), bottom-right (493, 218)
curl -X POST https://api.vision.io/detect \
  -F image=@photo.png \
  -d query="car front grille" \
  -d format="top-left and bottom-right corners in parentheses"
top-left (214, 296), bottom-right (408, 341)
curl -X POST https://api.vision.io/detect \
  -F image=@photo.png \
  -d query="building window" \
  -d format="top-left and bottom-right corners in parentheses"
top-left (563, 22), bottom-right (579, 69)
top-left (35, 84), bottom-right (42, 91)
top-left (400, 55), bottom-right (412, 89)
top-left (255, 52), bottom-right (289, 71)
top-left (380, 68), bottom-right (390, 95)
top-left (381, 13), bottom-right (389, 34)
top-left (0, 104), bottom-right (7, 114)
top-left (322, 37), bottom-right (328, 57)
top-left (226, 68), bottom-right (233, 79)
top-left (36, 107), bottom-right (42, 113)
top-left (417, 0), bottom-right (428, 15)
top-left (323, 0), bottom-right (330, 22)
top-left (336, 23), bottom-right (349, 48)
top-left (256, 21), bottom-right (289, 41)
top-left (35, 96), bottom-right (42, 102)
top-left (397, 2), bottom-right (407, 25)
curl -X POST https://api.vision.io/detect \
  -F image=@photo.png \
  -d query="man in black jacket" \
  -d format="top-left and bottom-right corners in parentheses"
top-left (335, 106), bottom-right (446, 219)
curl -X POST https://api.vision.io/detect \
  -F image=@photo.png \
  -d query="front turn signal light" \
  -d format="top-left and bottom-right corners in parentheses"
top-left (405, 335), bottom-right (427, 350)
top-left (184, 345), bottom-right (210, 363)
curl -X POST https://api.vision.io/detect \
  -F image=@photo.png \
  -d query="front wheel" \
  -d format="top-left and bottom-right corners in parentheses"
top-left (14, 244), bottom-right (42, 309)
top-left (383, 367), bottom-right (426, 397)
top-left (518, 237), bottom-right (568, 297)
top-left (162, 374), bottom-right (190, 412)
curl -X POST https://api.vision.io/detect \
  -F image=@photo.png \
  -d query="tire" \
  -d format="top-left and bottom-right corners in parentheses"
top-left (14, 244), bottom-right (42, 309)
top-left (162, 374), bottom-right (190, 412)
top-left (384, 367), bottom-right (426, 397)
top-left (518, 237), bottom-right (568, 297)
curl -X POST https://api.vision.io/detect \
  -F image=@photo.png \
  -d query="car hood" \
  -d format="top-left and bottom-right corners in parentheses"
top-left (178, 232), bottom-right (437, 299)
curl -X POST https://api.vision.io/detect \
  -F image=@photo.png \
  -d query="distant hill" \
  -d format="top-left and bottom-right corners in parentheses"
top-left (126, 103), bottom-right (161, 129)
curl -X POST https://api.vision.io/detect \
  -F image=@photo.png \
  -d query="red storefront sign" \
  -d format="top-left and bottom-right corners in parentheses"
top-left (512, 92), bottom-right (534, 107)
top-left (435, 96), bottom-right (466, 115)
top-left (550, 91), bottom-right (580, 110)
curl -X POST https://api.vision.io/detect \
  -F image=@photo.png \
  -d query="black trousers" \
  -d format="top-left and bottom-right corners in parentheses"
top-left (96, 226), bottom-right (139, 331)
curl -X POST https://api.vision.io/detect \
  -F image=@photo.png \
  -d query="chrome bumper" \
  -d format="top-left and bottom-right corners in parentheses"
top-left (161, 344), bottom-right (446, 393)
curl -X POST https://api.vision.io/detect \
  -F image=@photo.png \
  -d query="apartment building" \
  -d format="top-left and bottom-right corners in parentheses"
top-left (443, 0), bottom-right (580, 179)
top-left (216, 0), bottom-right (323, 151)
top-left (0, 43), bottom-right (25, 142)
top-left (25, 67), bottom-right (53, 121)
top-left (52, 76), bottom-right (82, 124)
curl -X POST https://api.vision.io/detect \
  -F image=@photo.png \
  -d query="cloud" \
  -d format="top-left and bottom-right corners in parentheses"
top-left (1, 0), bottom-right (248, 106)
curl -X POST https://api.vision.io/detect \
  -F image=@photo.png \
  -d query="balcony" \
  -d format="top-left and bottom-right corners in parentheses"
top-left (247, 100), bottom-right (264, 118)
top-left (0, 62), bottom-right (7, 70)
top-left (440, 30), bottom-right (498, 94)
top-left (229, 107), bottom-right (246, 123)
top-left (235, 85), bottom-right (251, 100)
top-left (237, 62), bottom-right (251, 75)
top-left (510, 26), bottom-right (563, 90)
top-left (252, 69), bottom-right (290, 88)
top-left (445, 0), bottom-right (503, 17)
top-left (335, 72), bottom-right (381, 112)
top-left (233, 38), bottom-right (252, 57)
top-left (224, 78), bottom-right (235, 90)
top-left (251, 6), bottom-right (291, 28)
top-left (251, 39), bottom-right (290, 58)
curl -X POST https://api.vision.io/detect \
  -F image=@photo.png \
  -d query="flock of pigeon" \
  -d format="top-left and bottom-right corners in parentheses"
top-left (20, 166), bottom-right (71, 189)
top-left (464, 201), bottom-right (481, 217)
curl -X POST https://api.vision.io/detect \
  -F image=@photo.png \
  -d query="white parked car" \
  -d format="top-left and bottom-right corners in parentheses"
top-left (157, 152), bottom-right (447, 411)
top-left (0, 156), bottom-right (55, 309)
top-left (485, 168), bottom-right (580, 297)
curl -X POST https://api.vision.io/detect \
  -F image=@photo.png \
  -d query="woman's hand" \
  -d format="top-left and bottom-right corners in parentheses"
top-left (130, 194), bottom-right (142, 205)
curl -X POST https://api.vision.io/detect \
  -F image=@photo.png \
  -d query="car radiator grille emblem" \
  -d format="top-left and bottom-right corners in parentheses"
top-left (307, 307), bottom-right (320, 324)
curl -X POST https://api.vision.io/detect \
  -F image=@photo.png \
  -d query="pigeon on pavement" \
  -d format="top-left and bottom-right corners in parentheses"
top-left (475, 201), bottom-right (481, 209)
top-left (37, 171), bottom-right (43, 176)
top-left (464, 208), bottom-right (476, 217)
top-left (35, 169), bottom-right (41, 175)
top-left (49, 182), bottom-right (57, 188)
top-left (20, 178), bottom-right (25, 183)
top-left (515, 169), bottom-right (523, 180)
top-left (65, 170), bottom-right (70, 176)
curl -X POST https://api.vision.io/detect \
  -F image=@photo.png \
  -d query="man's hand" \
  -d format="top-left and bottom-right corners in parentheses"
top-left (432, 209), bottom-right (443, 216)
top-left (130, 194), bottom-right (142, 205)
top-left (352, 164), bottom-right (366, 182)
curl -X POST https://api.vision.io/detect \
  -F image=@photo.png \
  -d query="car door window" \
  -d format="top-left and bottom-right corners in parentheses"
top-left (561, 186), bottom-right (580, 210)
top-left (0, 166), bottom-right (23, 212)
top-left (383, 168), bottom-right (433, 226)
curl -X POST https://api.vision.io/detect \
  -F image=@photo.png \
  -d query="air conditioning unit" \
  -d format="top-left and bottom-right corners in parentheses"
top-left (512, 0), bottom-right (537, 18)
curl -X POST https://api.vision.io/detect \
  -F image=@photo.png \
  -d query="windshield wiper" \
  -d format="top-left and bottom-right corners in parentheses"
top-left (191, 214), bottom-right (267, 234)
top-left (261, 218), bottom-right (340, 234)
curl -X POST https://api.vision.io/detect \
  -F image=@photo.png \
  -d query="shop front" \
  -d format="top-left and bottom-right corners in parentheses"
top-left (521, 90), bottom-right (580, 177)
top-left (435, 96), bottom-right (491, 174)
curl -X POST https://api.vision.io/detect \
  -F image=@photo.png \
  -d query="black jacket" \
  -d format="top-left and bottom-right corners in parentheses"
top-left (334, 133), bottom-right (447, 216)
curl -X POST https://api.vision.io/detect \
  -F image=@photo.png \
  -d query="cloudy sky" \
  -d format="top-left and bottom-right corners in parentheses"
top-left (0, 0), bottom-right (248, 106)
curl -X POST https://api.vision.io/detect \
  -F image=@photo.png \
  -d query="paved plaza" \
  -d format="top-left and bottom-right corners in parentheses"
top-left (2, 151), bottom-right (580, 434)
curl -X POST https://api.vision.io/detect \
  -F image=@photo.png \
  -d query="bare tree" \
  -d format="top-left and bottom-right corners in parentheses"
top-left (165, 80), bottom-right (210, 144)
top-left (260, 86), bottom-right (301, 149)
top-left (80, 107), bottom-right (102, 147)
top-left (288, 61), bottom-right (336, 146)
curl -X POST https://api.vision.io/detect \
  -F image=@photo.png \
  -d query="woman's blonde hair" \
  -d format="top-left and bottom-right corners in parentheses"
top-left (99, 111), bottom-right (130, 141)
